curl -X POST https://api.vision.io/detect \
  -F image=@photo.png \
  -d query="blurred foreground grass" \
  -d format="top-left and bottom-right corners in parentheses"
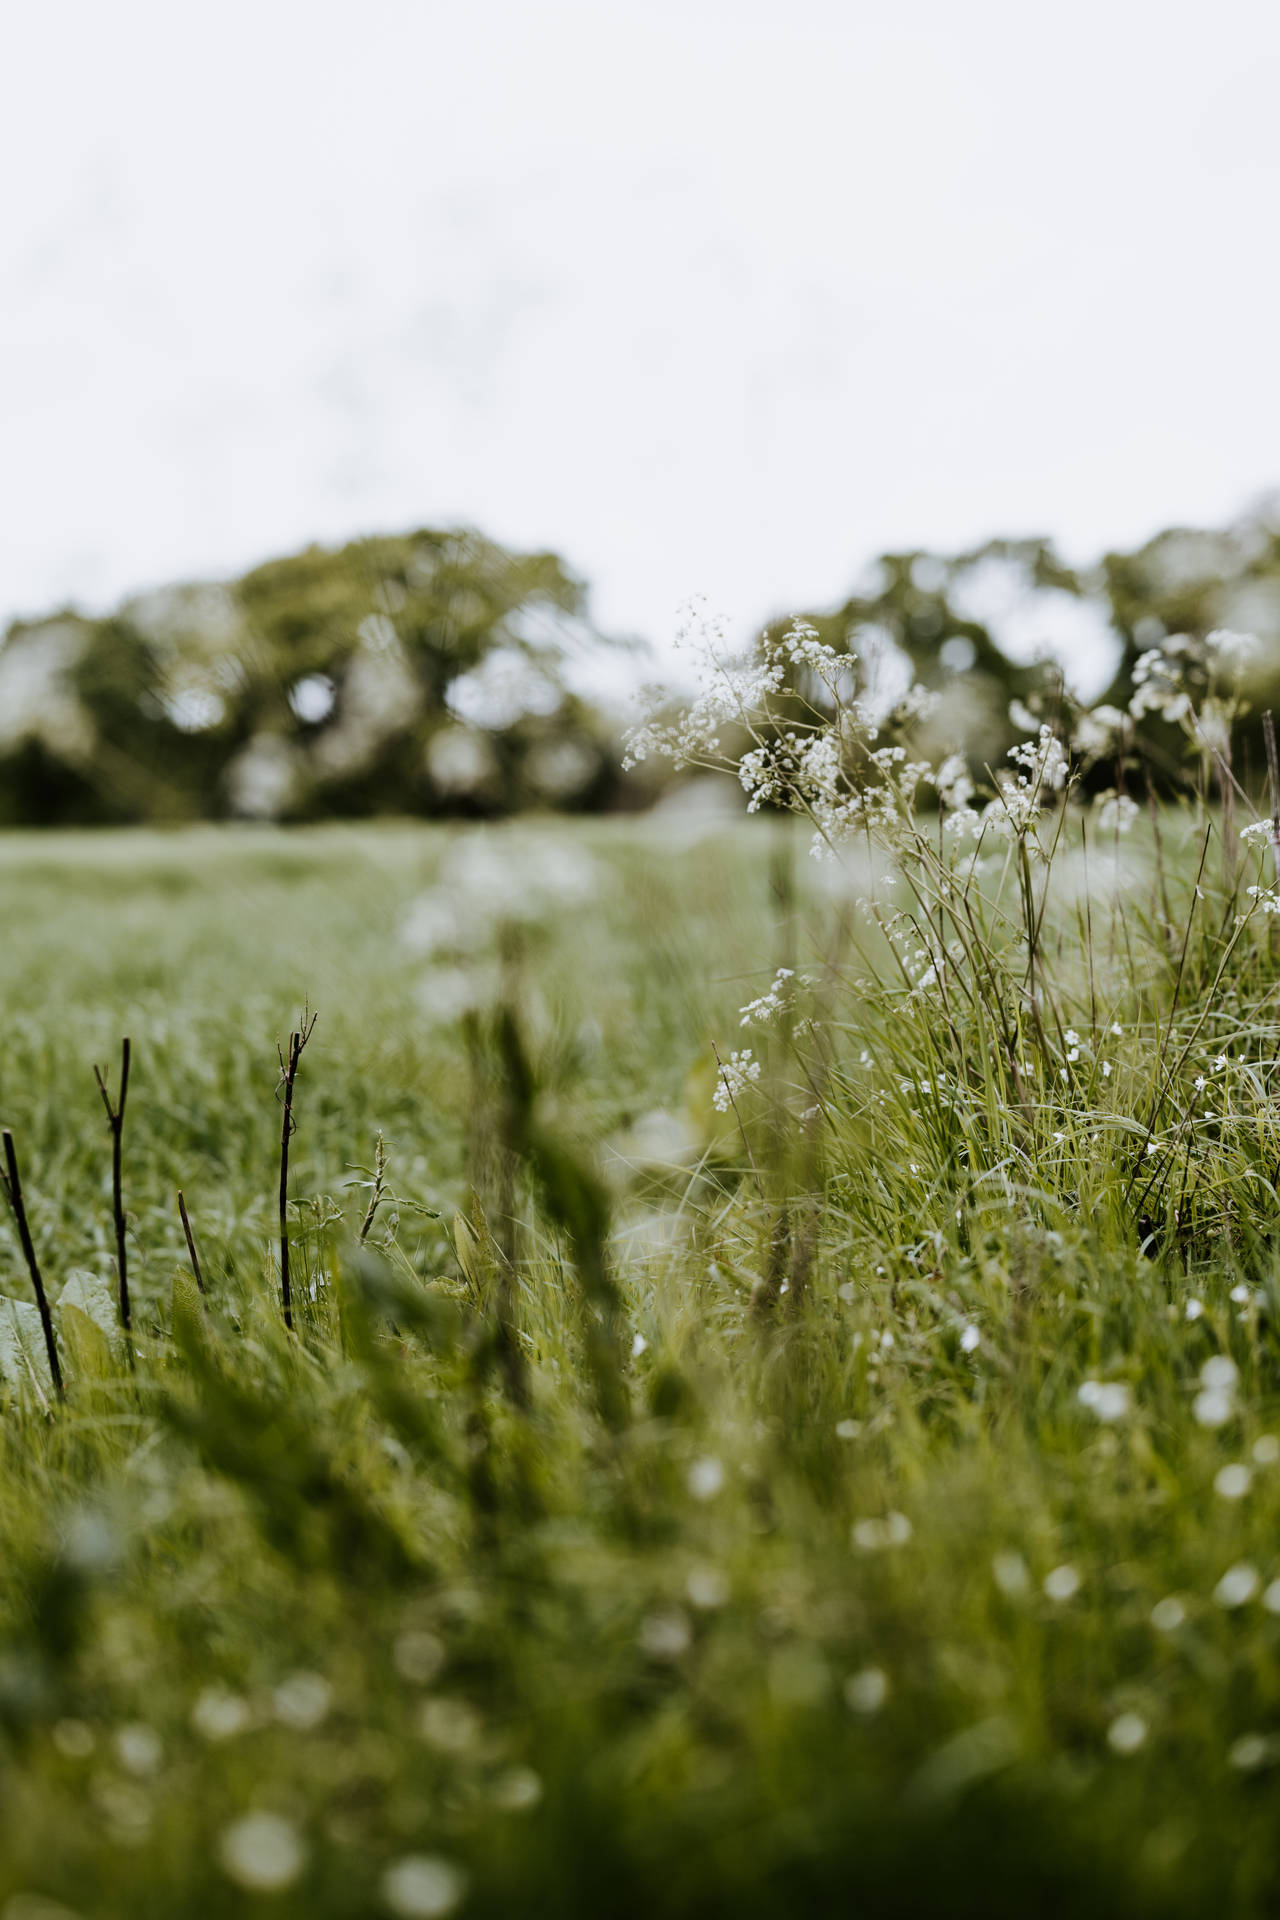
top-left (0, 817), bottom-right (1278, 1917)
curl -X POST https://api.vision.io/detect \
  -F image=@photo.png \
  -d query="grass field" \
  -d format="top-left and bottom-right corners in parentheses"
top-left (3, 809), bottom-right (1280, 1918)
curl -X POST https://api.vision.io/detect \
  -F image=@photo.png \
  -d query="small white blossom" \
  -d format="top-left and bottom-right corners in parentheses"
top-left (219, 1813), bottom-right (307, 1893)
top-left (1228, 1733), bottom-right (1273, 1772)
top-left (713, 1049), bottom-right (761, 1112)
top-left (1150, 1596), bottom-right (1185, 1632)
top-left (1095, 791), bottom-right (1139, 834)
top-left (992, 1551), bottom-right (1030, 1597)
top-left (381, 1855), bottom-right (469, 1918)
top-left (739, 968), bottom-right (796, 1027)
top-left (1215, 1562), bottom-right (1260, 1609)
top-left (1107, 1712), bottom-right (1148, 1755)
top-left (1078, 1379), bottom-right (1131, 1423)
top-left (687, 1456), bottom-right (725, 1500)
top-left (191, 1688), bottom-right (252, 1742)
top-left (852, 1512), bottom-right (912, 1552)
top-left (1204, 628), bottom-right (1256, 664)
top-left (843, 1667), bottom-right (889, 1714)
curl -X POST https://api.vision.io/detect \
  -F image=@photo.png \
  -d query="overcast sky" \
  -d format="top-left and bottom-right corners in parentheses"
top-left (4, 0), bottom-right (1280, 672)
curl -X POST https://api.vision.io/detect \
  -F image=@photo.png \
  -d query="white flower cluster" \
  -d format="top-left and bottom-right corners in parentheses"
top-left (1127, 628), bottom-right (1256, 733)
top-left (713, 1048), bottom-right (761, 1111)
top-left (935, 752), bottom-right (974, 811)
top-left (1071, 704), bottom-right (1126, 758)
top-left (622, 601), bottom-right (787, 770)
top-left (968, 727), bottom-right (1070, 842)
top-left (1094, 790), bottom-right (1139, 834)
top-left (1129, 646), bottom-right (1193, 723)
top-left (739, 967), bottom-right (798, 1027)
top-left (775, 617), bottom-right (842, 675)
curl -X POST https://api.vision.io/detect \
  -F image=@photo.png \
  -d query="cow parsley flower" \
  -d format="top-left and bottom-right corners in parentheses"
top-left (713, 1049), bottom-right (761, 1111)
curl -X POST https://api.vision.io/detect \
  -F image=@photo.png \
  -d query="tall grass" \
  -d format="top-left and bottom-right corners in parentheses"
top-left (1, 607), bottom-right (1280, 1917)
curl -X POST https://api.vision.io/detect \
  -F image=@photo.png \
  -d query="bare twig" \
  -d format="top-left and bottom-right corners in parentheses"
top-left (177, 1189), bottom-right (206, 1294)
top-left (1, 1129), bottom-right (63, 1398)
top-left (277, 1007), bottom-right (318, 1331)
top-left (94, 1037), bottom-right (132, 1333)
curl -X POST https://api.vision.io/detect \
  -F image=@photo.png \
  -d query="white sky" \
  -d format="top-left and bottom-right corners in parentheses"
top-left (4, 0), bottom-right (1280, 675)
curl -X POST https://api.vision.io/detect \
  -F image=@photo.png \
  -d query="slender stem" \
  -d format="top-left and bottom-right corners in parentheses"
top-left (94, 1037), bottom-right (131, 1334)
top-left (277, 1008), bottom-right (317, 1332)
top-left (279, 1030), bottom-right (300, 1331)
top-left (1, 1129), bottom-right (63, 1398)
top-left (177, 1189), bottom-right (206, 1294)
top-left (357, 1133), bottom-right (387, 1246)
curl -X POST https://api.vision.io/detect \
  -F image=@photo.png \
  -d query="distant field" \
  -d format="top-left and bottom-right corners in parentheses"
top-left (0, 817), bottom-right (777, 1300)
top-left (2, 813), bottom-right (1280, 1918)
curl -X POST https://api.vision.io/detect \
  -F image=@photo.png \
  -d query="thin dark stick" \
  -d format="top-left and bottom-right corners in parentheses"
top-left (1, 1129), bottom-right (64, 1398)
top-left (94, 1037), bottom-right (131, 1334)
top-left (177, 1190), bottom-right (206, 1294)
top-left (277, 1009), bottom-right (317, 1332)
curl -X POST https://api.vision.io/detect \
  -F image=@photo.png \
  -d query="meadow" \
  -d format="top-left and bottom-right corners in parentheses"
top-left (2, 772), bottom-right (1280, 1916)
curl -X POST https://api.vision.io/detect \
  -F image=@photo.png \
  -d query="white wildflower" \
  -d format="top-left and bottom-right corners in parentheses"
top-left (1204, 628), bottom-right (1256, 664)
top-left (219, 1813), bottom-right (307, 1893)
top-left (1228, 1733), bottom-right (1273, 1772)
top-left (739, 968), bottom-right (796, 1027)
top-left (843, 1667), bottom-right (889, 1714)
top-left (1150, 1596), bottom-right (1185, 1632)
top-left (1043, 1564), bottom-right (1081, 1602)
top-left (1214, 1562), bottom-right (1260, 1609)
top-left (713, 1049), bottom-right (761, 1112)
top-left (1095, 791), bottom-right (1139, 834)
top-left (1195, 1389), bottom-right (1235, 1428)
top-left (380, 1854), bottom-right (468, 1918)
top-left (191, 1688), bottom-right (252, 1742)
top-left (851, 1512), bottom-right (912, 1552)
top-left (992, 1551), bottom-right (1030, 1597)
top-left (1077, 1379), bottom-right (1131, 1423)
top-left (687, 1457), bottom-right (725, 1500)
top-left (272, 1672), bottom-right (332, 1731)
top-left (935, 753), bottom-right (975, 811)
top-left (1107, 1712), bottom-right (1148, 1755)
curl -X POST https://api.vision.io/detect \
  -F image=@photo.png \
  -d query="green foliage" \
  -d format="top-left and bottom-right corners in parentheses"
top-left (0, 530), bottom-right (626, 825)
